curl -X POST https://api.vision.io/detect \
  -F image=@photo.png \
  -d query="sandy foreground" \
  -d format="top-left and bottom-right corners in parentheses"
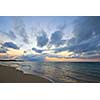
top-left (0, 65), bottom-right (51, 83)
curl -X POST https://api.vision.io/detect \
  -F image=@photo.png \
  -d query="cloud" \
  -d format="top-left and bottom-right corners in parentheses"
top-left (53, 17), bottom-right (100, 58)
top-left (0, 16), bottom-right (100, 60)
top-left (0, 30), bottom-right (16, 40)
top-left (69, 36), bottom-right (100, 53)
top-left (36, 30), bottom-right (48, 47)
top-left (72, 17), bottom-right (100, 55)
top-left (19, 54), bottom-right (45, 61)
top-left (0, 46), bottom-right (8, 53)
top-left (2, 42), bottom-right (19, 49)
top-left (0, 49), bottom-right (7, 53)
top-left (57, 23), bottom-right (66, 31)
top-left (73, 16), bottom-right (100, 43)
top-left (8, 30), bottom-right (17, 39)
top-left (49, 31), bottom-right (66, 47)
top-left (13, 17), bottom-right (29, 44)
top-left (18, 53), bottom-right (66, 62)
top-left (54, 34), bottom-right (100, 53)
top-left (32, 47), bottom-right (45, 53)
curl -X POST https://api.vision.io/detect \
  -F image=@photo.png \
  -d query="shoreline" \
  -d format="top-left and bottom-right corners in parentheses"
top-left (0, 65), bottom-right (51, 83)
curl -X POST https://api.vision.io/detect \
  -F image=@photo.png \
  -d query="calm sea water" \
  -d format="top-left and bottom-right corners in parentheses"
top-left (0, 61), bottom-right (100, 82)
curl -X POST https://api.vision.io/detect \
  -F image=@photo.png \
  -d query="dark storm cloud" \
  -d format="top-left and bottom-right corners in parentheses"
top-left (73, 16), bottom-right (100, 43)
top-left (81, 51), bottom-right (100, 58)
top-left (36, 31), bottom-right (48, 47)
top-left (2, 42), bottom-right (19, 49)
top-left (54, 17), bottom-right (100, 58)
top-left (69, 34), bottom-right (100, 53)
top-left (54, 34), bottom-right (100, 53)
top-left (72, 16), bottom-right (100, 54)
top-left (49, 31), bottom-right (66, 47)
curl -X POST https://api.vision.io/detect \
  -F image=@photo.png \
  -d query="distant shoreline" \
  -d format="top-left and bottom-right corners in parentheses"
top-left (0, 60), bottom-right (24, 62)
top-left (0, 60), bottom-right (100, 63)
top-left (0, 65), bottom-right (51, 83)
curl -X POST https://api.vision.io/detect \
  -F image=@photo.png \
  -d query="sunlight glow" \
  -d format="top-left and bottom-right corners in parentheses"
top-left (7, 48), bottom-right (24, 56)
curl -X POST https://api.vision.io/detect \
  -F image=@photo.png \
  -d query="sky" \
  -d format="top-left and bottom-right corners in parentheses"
top-left (0, 16), bottom-right (100, 62)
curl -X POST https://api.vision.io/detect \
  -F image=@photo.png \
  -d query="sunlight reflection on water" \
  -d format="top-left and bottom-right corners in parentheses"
top-left (0, 61), bottom-right (100, 82)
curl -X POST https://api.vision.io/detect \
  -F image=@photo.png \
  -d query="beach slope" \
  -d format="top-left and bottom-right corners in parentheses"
top-left (0, 65), bottom-right (51, 83)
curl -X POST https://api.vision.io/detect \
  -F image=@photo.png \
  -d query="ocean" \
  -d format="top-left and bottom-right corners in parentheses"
top-left (0, 61), bottom-right (100, 82)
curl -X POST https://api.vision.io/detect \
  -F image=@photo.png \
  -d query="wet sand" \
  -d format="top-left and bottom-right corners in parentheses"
top-left (0, 65), bottom-right (51, 83)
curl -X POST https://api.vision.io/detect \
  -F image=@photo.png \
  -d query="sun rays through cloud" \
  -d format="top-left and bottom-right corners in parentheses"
top-left (0, 16), bottom-right (100, 62)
